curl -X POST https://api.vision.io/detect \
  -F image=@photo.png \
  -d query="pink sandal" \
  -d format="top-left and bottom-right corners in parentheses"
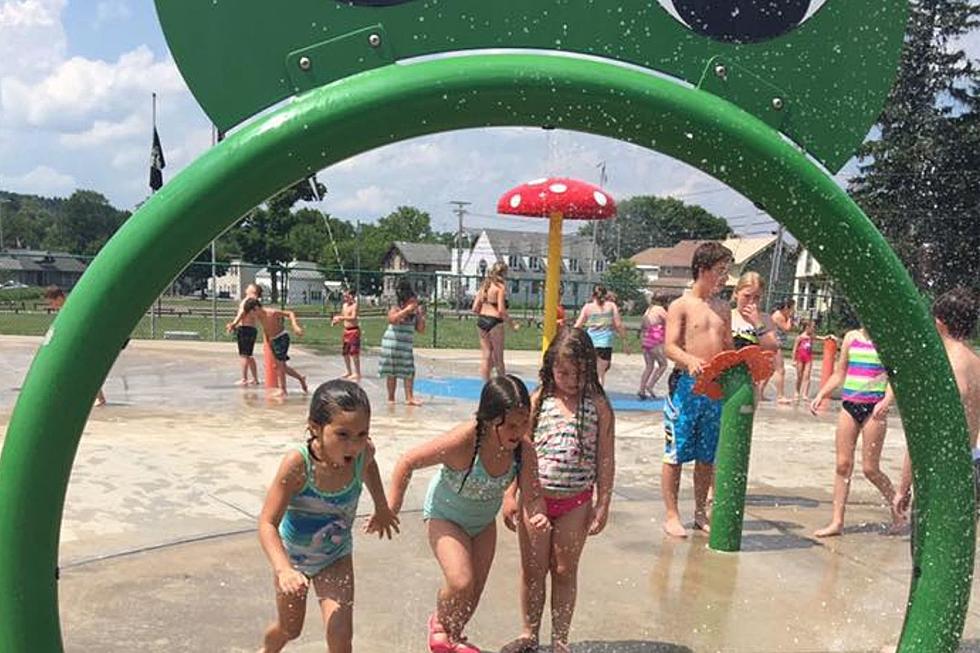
top-left (428, 613), bottom-right (453, 653)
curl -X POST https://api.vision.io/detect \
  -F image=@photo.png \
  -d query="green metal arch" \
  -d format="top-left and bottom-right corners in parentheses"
top-left (0, 52), bottom-right (972, 652)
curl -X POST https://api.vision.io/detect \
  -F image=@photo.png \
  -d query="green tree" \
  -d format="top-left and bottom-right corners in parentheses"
top-left (581, 196), bottom-right (731, 260)
top-left (43, 190), bottom-right (128, 255)
top-left (377, 205), bottom-right (434, 242)
top-left (601, 259), bottom-right (647, 313)
top-left (850, 0), bottom-right (980, 294)
top-left (229, 177), bottom-right (326, 301)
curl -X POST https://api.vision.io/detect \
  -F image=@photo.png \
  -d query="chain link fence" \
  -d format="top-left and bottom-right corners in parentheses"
top-left (1, 253), bottom-right (860, 351)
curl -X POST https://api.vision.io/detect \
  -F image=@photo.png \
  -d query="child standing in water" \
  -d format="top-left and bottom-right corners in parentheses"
top-left (809, 327), bottom-right (901, 537)
top-left (637, 293), bottom-right (669, 400)
top-left (662, 242), bottom-right (734, 538)
top-left (231, 298), bottom-right (308, 396)
top-left (387, 376), bottom-right (549, 653)
top-left (791, 320), bottom-right (817, 402)
top-left (226, 283), bottom-right (263, 386)
top-left (379, 279), bottom-right (426, 405)
top-left (500, 328), bottom-right (616, 653)
top-left (331, 289), bottom-right (362, 382)
top-left (257, 379), bottom-right (399, 653)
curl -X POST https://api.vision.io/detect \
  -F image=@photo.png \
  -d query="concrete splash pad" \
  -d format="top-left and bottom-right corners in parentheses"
top-left (1, 337), bottom-right (978, 651)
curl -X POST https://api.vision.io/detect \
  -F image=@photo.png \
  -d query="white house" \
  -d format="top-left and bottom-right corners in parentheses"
top-left (793, 248), bottom-right (834, 318)
top-left (207, 259), bottom-right (262, 300)
top-left (438, 228), bottom-right (606, 308)
top-left (255, 260), bottom-right (329, 305)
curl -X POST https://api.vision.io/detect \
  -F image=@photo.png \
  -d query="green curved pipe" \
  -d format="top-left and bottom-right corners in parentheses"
top-left (709, 364), bottom-right (756, 553)
top-left (0, 52), bottom-right (971, 652)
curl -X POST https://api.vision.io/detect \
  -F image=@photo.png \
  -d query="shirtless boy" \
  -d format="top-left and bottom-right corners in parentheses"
top-left (331, 289), bottom-right (361, 381)
top-left (893, 287), bottom-right (980, 517)
top-left (661, 242), bottom-right (734, 538)
top-left (232, 298), bottom-right (308, 396)
top-left (225, 283), bottom-right (262, 385)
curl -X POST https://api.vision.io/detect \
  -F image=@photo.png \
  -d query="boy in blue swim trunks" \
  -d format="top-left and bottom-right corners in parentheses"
top-left (661, 242), bottom-right (734, 538)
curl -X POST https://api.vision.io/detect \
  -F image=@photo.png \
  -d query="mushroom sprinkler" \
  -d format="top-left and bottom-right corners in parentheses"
top-left (692, 345), bottom-right (774, 552)
top-left (497, 178), bottom-right (616, 353)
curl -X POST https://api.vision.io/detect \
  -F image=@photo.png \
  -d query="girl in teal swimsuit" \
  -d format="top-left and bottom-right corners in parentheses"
top-left (257, 380), bottom-right (399, 653)
top-left (387, 376), bottom-right (549, 653)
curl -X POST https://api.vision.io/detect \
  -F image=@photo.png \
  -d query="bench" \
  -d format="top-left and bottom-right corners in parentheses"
top-left (163, 330), bottom-right (201, 340)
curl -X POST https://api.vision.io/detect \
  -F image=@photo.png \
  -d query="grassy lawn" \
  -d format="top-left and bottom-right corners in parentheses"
top-left (0, 310), bottom-right (646, 353)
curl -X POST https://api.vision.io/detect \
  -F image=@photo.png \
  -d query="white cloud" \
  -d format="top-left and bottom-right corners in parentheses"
top-left (0, 0), bottom-right (67, 79)
top-left (329, 185), bottom-right (398, 214)
top-left (4, 164), bottom-right (75, 196)
top-left (1, 45), bottom-right (185, 129)
top-left (59, 113), bottom-right (144, 148)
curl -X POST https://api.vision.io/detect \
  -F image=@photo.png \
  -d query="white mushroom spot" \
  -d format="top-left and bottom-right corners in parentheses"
top-left (549, 183), bottom-right (568, 193)
top-left (527, 178), bottom-right (548, 186)
top-left (509, 194), bottom-right (522, 209)
top-left (593, 191), bottom-right (608, 207)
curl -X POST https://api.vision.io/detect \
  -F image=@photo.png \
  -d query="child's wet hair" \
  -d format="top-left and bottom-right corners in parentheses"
top-left (244, 297), bottom-right (261, 312)
top-left (396, 279), bottom-right (417, 306)
top-left (306, 379), bottom-right (371, 458)
top-left (459, 375), bottom-right (531, 491)
top-left (592, 284), bottom-right (609, 304)
top-left (690, 242), bottom-right (733, 281)
top-left (532, 328), bottom-right (605, 451)
top-left (933, 287), bottom-right (978, 340)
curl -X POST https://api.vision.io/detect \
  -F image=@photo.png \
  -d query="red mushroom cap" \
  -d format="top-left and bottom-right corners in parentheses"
top-left (497, 177), bottom-right (616, 220)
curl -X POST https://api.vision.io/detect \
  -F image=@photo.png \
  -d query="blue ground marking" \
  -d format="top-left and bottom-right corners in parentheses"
top-left (414, 377), bottom-right (663, 413)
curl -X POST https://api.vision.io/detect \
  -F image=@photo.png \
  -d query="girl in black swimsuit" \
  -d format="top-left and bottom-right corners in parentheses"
top-left (472, 263), bottom-right (517, 381)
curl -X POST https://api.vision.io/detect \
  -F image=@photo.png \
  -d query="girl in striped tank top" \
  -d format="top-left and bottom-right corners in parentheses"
top-left (257, 380), bottom-right (399, 653)
top-left (809, 329), bottom-right (902, 538)
top-left (500, 328), bottom-right (615, 653)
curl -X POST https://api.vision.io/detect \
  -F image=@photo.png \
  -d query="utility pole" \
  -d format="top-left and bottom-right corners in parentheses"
top-left (591, 161), bottom-right (607, 282)
top-left (449, 200), bottom-right (471, 309)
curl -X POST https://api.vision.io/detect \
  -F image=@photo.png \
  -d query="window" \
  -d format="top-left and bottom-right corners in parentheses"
top-left (529, 256), bottom-right (542, 271)
top-left (567, 258), bottom-right (580, 273)
top-left (593, 259), bottom-right (606, 273)
top-left (531, 281), bottom-right (542, 295)
top-left (478, 259), bottom-right (488, 277)
top-left (507, 254), bottom-right (521, 269)
top-left (511, 280), bottom-right (521, 294)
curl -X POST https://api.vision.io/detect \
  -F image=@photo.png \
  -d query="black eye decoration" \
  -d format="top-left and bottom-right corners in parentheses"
top-left (657, 1), bottom-right (828, 43)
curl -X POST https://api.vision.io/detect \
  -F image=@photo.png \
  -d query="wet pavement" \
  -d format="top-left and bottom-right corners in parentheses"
top-left (1, 335), bottom-right (978, 652)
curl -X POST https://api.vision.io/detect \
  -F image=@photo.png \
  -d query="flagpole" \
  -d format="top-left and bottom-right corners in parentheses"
top-left (210, 125), bottom-right (218, 341)
top-left (150, 92), bottom-right (157, 339)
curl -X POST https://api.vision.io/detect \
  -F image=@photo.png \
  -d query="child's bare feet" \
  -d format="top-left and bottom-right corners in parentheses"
top-left (405, 398), bottom-right (424, 406)
top-left (299, 376), bottom-right (309, 394)
top-left (662, 516), bottom-right (688, 538)
top-left (350, 375), bottom-right (362, 383)
top-left (387, 397), bottom-right (396, 405)
top-left (693, 513), bottom-right (711, 534)
top-left (499, 635), bottom-right (538, 653)
top-left (235, 379), bottom-right (249, 386)
top-left (552, 641), bottom-right (571, 653)
top-left (777, 395), bottom-right (793, 405)
top-left (340, 372), bottom-right (352, 379)
top-left (813, 522), bottom-right (843, 538)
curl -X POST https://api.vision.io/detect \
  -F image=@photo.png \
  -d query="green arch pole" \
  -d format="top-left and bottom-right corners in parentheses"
top-left (0, 53), bottom-right (971, 652)
top-left (709, 364), bottom-right (756, 553)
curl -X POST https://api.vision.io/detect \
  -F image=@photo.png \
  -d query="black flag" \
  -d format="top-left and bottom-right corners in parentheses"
top-left (149, 127), bottom-right (166, 191)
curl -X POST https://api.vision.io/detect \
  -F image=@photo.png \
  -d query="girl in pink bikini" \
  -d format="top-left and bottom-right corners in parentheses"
top-left (500, 328), bottom-right (615, 653)
top-left (791, 320), bottom-right (816, 402)
top-left (638, 293), bottom-right (669, 400)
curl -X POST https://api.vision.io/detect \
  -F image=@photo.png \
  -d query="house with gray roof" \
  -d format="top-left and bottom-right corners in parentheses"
top-left (0, 249), bottom-right (88, 289)
top-left (439, 228), bottom-right (607, 308)
top-left (382, 241), bottom-right (452, 300)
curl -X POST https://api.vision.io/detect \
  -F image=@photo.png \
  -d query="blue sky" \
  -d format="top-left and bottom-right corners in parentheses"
top-left (2, 1), bottom-right (978, 237)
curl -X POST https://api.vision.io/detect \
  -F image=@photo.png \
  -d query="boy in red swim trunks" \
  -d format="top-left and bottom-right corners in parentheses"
top-left (332, 289), bottom-right (361, 382)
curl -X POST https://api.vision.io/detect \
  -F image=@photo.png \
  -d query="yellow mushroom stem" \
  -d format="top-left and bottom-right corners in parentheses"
top-left (542, 210), bottom-right (564, 354)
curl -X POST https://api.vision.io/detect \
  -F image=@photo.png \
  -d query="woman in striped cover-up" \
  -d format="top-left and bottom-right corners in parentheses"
top-left (380, 278), bottom-right (426, 405)
top-left (809, 327), bottom-right (903, 537)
